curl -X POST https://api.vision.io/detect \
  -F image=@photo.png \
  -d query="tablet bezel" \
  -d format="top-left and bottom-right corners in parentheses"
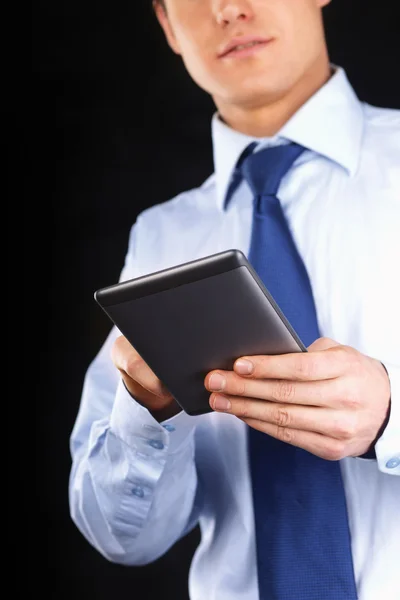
top-left (95, 249), bottom-right (249, 306)
top-left (95, 248), bottom-right (307, 353)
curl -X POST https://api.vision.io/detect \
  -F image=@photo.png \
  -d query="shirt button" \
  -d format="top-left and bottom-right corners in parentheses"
top-left (385, 457), bottom-right (400, 469)
top-left (148, 439), bottom-right (165, 450)
top-left (132, 486), bottom-right (144, 498)
top-left (162, 424), bottom-right (175, 432)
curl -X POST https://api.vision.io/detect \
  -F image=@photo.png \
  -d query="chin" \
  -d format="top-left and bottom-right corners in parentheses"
top-left (220, 78), bottom-right (291, 108)
top-left (212, 61), bottom-right (293, 100)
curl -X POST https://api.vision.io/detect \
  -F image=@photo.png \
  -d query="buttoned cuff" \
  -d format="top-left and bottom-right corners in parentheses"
top-left (375, 362), bottom-right (400, 475)
top-left (110, 379), bottom-right (197, 455)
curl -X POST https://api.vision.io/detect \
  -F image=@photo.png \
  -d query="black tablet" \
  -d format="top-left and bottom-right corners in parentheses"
top-left (94, 249), bottom-right (306, 416)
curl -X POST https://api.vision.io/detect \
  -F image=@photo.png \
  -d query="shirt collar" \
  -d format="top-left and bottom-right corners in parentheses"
top-left (211, 65), bottom-right (364, 211)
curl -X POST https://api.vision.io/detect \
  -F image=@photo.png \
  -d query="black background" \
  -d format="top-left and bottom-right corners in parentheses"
top-left (28, 1), bottom-right (398, 598)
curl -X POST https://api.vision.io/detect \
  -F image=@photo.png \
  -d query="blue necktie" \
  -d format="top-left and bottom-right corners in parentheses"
top-left (229, 142), bottom-right (358, 599)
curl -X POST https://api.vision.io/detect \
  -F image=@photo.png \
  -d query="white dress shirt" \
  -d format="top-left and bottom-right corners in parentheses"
top-left (69, 66), bottom-right (400, 600)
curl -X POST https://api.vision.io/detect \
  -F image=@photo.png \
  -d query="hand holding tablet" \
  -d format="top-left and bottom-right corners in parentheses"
top-left (95, 249), bottom-right (306, 416)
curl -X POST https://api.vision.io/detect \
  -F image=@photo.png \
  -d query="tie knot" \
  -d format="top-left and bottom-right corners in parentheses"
top-left (240, 142), bottom-right (306, 197)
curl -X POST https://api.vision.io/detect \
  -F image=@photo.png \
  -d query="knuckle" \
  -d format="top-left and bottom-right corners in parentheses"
top-left (237, 400), bottom-right (251, 419)
top-left (295, 356), bottom-right (317, 379)
top-left (323, 440), bottom-right (346, 461)
top-left (276, 425), bottom-right (293, 443)
top-left (124, 356), bottom-right (142, 378)
top-left (114, 334), bottom-right (124, 347)
top-left (256, 355), bottom-right (270, 376)
top-left (234, 378), bottom-right (248, 397)
top-left (338, 346), bottom-right (351, 359)
top-left (334, 415), bottom-right (357, 440)
top-left (336, 345), bottom-right (360, 371)
top-left (346, 346), bottom-right (361, 365)
top-left (273, 380), bottom-right (296, 402)
top-left (273, 406), bottom-right (291, 427)
top-left (340, 388), bottom-right (361, 410)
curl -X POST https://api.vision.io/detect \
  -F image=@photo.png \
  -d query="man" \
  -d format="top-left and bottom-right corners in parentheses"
top-left (69, 1), bottom-right (400, 599)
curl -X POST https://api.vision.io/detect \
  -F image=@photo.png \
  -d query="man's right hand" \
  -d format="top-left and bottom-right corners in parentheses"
top-left (111, 335), bottom-right (181, 421)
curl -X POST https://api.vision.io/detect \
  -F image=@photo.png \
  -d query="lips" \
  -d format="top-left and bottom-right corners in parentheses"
top-left (218, 36), bottom-right (273, 58)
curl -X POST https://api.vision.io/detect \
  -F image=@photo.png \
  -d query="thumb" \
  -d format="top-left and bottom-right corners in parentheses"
top-left (307, 336), bottom-right (341, 352)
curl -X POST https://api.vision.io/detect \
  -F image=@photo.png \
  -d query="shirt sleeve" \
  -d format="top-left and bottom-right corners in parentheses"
top-left (375, 362), bottom-right (400, 476)
top-left (68, 221), bottom-right (202, 565)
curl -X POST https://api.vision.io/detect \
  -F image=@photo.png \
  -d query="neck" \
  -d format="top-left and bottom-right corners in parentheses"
top-left (214, 55), bottom-right (332, 138)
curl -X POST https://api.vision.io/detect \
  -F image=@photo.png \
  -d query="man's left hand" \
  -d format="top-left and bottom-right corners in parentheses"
top-left (204, 337), bottom-right (391, 460)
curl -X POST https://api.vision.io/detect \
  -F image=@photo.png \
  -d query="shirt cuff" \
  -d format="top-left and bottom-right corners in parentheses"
top-left (375, 362), bottom-right (400, 475)
top-left (110, 379), bottom-right (197, 455)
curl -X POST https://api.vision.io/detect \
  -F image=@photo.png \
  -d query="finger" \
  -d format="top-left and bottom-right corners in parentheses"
top-left (233, 338), bottom-right (346, 381)
top-left (207, 375), bottom-right (340, 406)
top-left (121, 375), bottom-right (173, 410)
top-left (111, 336), bottom-right (171, 399)
top-left (210, 394), bottom-right (355, 438)
top-left (240, 418), bottom-right (347, 461)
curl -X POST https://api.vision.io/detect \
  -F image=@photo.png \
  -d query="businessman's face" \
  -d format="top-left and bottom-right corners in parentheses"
top-left (155, 0), bottom-right (331, 110)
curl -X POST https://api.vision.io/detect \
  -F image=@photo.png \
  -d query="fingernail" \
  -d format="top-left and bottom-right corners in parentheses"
top-left (235, 359), bottom-right (254, 375)
top-left (212, 395), bottom-right (231, 411)
top-left (208, 373), bottom-right (226, 391)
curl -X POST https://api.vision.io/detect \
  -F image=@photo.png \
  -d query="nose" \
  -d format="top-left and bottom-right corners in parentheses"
top-left (214, 0), bottom-right (253, 27)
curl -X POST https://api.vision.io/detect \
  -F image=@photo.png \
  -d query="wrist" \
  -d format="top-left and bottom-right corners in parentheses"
top-left (358, 362), bottom-right (392, 459)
